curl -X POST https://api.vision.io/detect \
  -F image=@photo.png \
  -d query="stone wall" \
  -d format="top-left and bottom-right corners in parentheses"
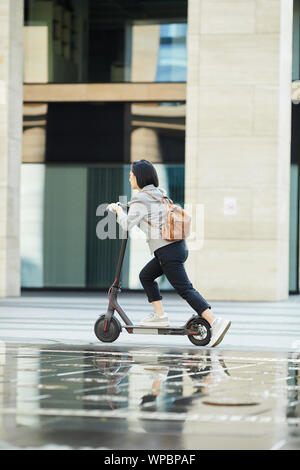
top-left (185, 0), bottom-right (293, 300)
top-left (0, 0), bottom-right (24, 296)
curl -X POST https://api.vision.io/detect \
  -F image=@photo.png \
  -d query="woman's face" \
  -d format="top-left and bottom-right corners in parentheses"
top-left (129, 170), bottom-right (139, 190)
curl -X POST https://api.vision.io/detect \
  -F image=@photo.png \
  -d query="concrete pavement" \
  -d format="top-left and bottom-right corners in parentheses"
top-left (0, 290), bottom-right (299, 351)
top-left (0, 291), bottom-right (299, 450)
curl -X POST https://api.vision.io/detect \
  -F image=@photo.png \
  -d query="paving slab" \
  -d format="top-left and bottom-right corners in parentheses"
top-left (0, 342), bottom-right (299, 450)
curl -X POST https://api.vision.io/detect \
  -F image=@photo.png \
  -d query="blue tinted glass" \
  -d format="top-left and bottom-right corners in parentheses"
top-left (24, 0), bottom-right (188, 83)
top-left (156, 23), bottom-right (187, 82)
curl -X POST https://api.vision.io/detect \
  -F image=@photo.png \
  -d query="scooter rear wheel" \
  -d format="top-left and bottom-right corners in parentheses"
top-left (187, 317), bottom-right (211, 346)
top-left (94, 315), bottom-right (121, 343)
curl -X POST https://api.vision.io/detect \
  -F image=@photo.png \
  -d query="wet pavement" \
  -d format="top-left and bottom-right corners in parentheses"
top-left (0, 342), bottom-right (299, 450)
top-left (0, 292), bottom-right (300, 449)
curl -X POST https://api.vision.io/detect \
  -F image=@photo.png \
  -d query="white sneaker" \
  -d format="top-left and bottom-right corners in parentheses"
top-left (209, 351), bottom-right (231, 381)
top-left (208, 317), bottom-right (231, 347)
top-left (140, 312), bottom-right (169, 327)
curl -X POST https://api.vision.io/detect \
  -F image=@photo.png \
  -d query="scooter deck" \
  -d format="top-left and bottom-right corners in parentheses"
top-left (122, 325), bottom-right (200, 335)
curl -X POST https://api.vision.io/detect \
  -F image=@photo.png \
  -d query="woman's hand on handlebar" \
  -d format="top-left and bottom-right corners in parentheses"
top-left (106, 202), bottom-right (123, 215)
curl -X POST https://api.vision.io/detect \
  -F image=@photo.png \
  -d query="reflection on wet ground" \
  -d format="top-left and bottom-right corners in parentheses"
top-left (0, 342), bottom-right (299, 449)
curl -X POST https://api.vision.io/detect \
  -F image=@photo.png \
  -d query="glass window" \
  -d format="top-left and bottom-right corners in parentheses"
top-left (21, 163), bottom-right (185, 289)
top-left (21, 100), bottom-right (185, 289)
top-left (23, 101), bottom-right (186, 164)
top-left (293, 0), bottom-right (300, 81)
top-left (289, 164), bottom-right (300, 293)
top-left (24, 0), bottom-right (187, 84)
top-left (156, 24), bottom-right (187, 82)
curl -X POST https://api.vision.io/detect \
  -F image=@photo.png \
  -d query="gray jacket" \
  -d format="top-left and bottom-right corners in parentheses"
top-left (117, 184), bottom-right (176, 254)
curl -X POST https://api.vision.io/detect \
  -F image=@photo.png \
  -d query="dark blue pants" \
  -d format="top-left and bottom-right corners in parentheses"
top-left (139, 240), bottom-right (211, 316)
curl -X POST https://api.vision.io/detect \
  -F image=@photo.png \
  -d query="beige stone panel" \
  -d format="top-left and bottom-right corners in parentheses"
top-left (187, 184), bottom-right (281, 241)
top-left (187, 0), bottom-right (201, 35)
top-left (185, 137), bottom-right (201, 189)
top-left (0, 136), bottom-right (7, 185)
top-left (8, 86), bottom-right (23, 134)
top-left (0, 236), bottom-right (7, 297)
top-left (277, 139), bottom-right (291, 188)
top-left (131, 103), bottom-right (185, 118)
top-left (190, 187), bottom-right (253, 239)
top-left (197, 86), bottom-right (253, 137)
top-left (253, 86), bottom-right (279, 136)
top-left (0, 81), bottom-right (6, 108)
top-left (276, 184), bottom-right (290, 241)
top-left (9, 41), bottom-right (23, 90)
top-left (0, 187), bottom-right (19, 238)
top-left (0, 0), bottom-right (24, 297)
top-left (188, 137), bottom-right (278, 189)
top-left (23, 103), bottom-right (48, 117)
top-left (278, 149), bottom-right (292, 192)
top-left (255, 0), bottom-right (281, 33)
top-left (0, 53), bottom-right (9, 81)
top-left (0, 186), bottom-right (7, 237)
top-left (0, 103), bottom-right (7, 131)
top-left (186, 239), bottom-right (278, 301)
top-left (276, 239), bottom-right (289, 298)
top-left (186, 33), bottom-right (201, 87)
top-left (276, 0), bottom-right (292, 262)
top-left (6, 186), bottom-right (20, 238)
top-left (23, 83), bottom-right (186, 102)
top-left (278, 44), bottom-right (292, 143)
top-left (185, 85), bottom-right (200, 138)
top-left (23, 26), bottom-right (48, 83)
top-left (131, 25), bottom-right (160, 82)
top-left (5, 236), bottom-right (20, 296)
top-left (197, 163), bottom-right (277, 191)
top-left (200, 0), bottom-right (256, 34)
top-left (187, 137), bottom-right (278, 169)
top-left (186, 185), bottom-right (279, 241)
top-left (7, 136), bottom-right (21, 188)
top-left (185, 0), bottom-right (292, 302)
top-left (0, 36), bottom-right (8, 58)
top-left (0, 1), bottom-right (9, 17)
top-left (10, 1), bottom-right (23, 47)
top-left (22, 127), bottom-right (46, 163)
top-left (278, 96), bottom-right (292, 142)
top-left (251, 186), bottom-right (278, 239)
top-left (0, 24), bottom-right (9, 41)
top-left (278, 0), bottom-right (293, 138)
top-left (130, 127), bottom-right (161, 163)
top-left (198, 35), bottom-right (279, 85)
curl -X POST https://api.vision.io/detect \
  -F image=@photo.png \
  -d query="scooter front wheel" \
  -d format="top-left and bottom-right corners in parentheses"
top-left (187, 317), bottom-right (211, 346)
top-left (94, 315), bottom-right (121, 343)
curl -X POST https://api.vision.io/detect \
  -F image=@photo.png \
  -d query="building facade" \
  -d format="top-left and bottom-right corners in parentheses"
top-left (0, 0), bottom-right (299, 301)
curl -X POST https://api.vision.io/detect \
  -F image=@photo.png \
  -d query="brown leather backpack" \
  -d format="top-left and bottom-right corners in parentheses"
top-left (141, 189), bottom-right (191, 241)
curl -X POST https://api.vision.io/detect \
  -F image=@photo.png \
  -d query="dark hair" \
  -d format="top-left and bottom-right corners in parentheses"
top-left (131, 160), bottom-right (159, 188)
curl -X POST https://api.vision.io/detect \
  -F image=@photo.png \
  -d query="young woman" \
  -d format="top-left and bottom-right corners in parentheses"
top-left (107, 159), bottom-right (231, 347)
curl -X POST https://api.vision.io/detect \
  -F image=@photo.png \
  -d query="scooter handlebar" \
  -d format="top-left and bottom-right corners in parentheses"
top-left (117, 203), bottom-right (129, 209)
top-left (106, 202), bottom-right (129, 213)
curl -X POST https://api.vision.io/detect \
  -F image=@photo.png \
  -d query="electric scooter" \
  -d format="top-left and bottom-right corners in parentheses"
top-left (94, 205), bottom-right (211, 347)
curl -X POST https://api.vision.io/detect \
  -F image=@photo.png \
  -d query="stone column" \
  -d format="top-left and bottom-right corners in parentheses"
top-left (185, 0), bottom-right (293, 301)
top-left (0, 0), bottom-right (24, 297)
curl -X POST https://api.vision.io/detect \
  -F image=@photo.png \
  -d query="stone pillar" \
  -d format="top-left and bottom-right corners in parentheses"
top-left (185, 0), bottom-right (293, 301)
top-left (0, 0), bottom-right (24, 297)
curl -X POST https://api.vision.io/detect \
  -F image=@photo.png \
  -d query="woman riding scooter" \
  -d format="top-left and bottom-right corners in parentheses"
top-left (107, 160), bottom-right (231, 348)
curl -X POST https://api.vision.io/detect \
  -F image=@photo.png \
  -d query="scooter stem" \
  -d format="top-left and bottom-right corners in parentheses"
top-left (114, 236), bottom-right (128, 286)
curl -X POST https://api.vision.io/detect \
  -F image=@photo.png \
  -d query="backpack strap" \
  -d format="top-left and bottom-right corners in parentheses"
top-left (139, 189), bottom-right (172, 229)
top-left (141, 189), bottom-right (173, 205)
